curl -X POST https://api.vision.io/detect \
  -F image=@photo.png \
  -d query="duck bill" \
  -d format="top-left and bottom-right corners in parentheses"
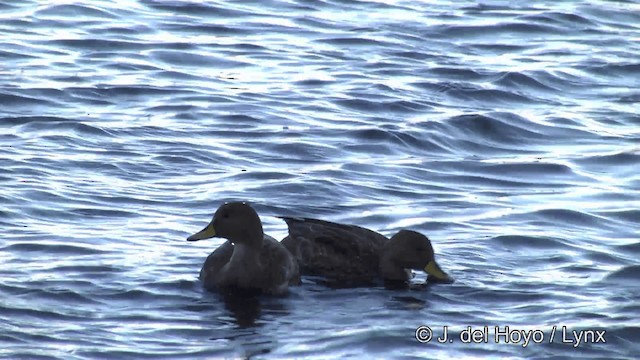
top-left (424, 260), bottom-right (454, 283)
top-left (187, 223), bottom-right (216, 241)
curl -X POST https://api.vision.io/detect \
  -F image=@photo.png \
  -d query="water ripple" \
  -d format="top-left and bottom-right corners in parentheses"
top-left (1, 0), bottom-right (639, 359)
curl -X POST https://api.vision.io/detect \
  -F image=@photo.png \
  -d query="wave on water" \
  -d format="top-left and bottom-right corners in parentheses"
top-left (1, 0), bottom-right (639, 359)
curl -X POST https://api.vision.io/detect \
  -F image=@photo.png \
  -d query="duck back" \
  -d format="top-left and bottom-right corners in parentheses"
top-left (280, 217), bottom-right (388, 285)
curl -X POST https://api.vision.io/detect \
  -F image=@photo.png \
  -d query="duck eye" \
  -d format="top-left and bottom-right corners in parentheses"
top-left (222, 212), bottom-right (229, 219)
top-left (415, 247), bottom-right (424, 252)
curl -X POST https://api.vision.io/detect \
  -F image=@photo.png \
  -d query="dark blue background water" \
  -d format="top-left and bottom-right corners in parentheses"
top-left (1, 0), bottom-right (639, 359)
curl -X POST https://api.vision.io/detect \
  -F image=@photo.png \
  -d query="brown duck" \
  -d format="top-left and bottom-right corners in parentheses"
top-left (187, 202), bottom-right (300, 295)
top-left (280, 217), bottom-right (453, 286)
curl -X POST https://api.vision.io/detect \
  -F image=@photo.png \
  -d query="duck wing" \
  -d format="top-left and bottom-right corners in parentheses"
top-left (259, 235), bottom-right (301, 294)
top-left (279, 217), bottom-right (388, 284)
top-left (199, 240), bottom-right (234, 290)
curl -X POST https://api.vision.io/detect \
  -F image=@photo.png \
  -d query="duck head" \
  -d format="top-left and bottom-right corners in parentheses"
top-left (385, 230), bottom-right (453, 283)
top-left (187, 202), bottom-right (264, 248)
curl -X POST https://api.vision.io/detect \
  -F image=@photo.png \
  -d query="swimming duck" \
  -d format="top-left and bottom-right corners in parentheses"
top-left (280, 217), bottom-right (453, 286)
top-left (187, 202), bottom-right (300, 295)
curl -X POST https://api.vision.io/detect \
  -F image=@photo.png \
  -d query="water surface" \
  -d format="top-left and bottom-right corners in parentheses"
top-left (1, 0), bottom-right (639, 359)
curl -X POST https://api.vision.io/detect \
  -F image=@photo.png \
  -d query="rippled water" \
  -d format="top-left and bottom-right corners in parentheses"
top-left (1, 0), bottom-right (639, 358)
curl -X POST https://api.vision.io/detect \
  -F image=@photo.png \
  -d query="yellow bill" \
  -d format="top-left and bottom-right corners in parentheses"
top-left (424, 260), bottom-right (453, 283)
top-left (187, 223), bottom-right (216, 241)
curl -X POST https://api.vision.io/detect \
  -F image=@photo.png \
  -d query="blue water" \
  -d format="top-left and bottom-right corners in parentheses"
top-left (1, 0), bottom-right (639, 358)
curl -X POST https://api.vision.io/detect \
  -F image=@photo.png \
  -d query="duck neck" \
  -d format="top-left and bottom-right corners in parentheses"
top-left (379, 254), bottom-right (411, 282)
top-left (238, 223), bottom-right (264, 249)
top-left (212, 241), bottom-right (263, 292)
top-left (229, 242), bottom-right (262, 268)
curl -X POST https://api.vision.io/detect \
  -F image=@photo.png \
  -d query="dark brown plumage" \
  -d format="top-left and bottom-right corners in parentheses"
top-left (280, 217), bottom-right (453, 286)
top-left (187, 202), bottom-right (300, 295)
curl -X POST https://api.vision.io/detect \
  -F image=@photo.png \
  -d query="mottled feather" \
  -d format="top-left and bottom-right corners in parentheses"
top-left (280, 217), bottom-right (388, 284)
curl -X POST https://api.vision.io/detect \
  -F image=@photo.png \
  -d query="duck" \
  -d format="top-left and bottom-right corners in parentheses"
top-left (279, 217), bottom-right (453, 287)
top-left (187, 202), bottom-right (300, 295)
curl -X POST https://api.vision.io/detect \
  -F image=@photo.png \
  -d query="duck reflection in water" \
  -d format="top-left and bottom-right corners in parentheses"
top-left (220, 289), bottom-right (263, 328)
